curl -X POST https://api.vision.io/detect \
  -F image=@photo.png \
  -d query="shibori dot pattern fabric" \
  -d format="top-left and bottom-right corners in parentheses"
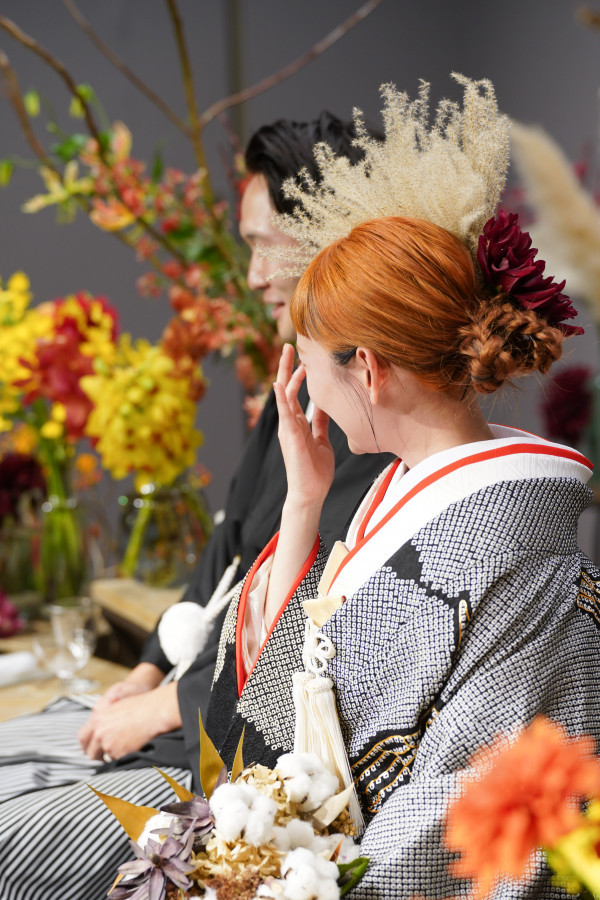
top-left (207, 542), bottom-right (330, 770)
top-left (323, 476), bottom-right (600, 897)
top-left (208, 471), bottom-right (600, 898)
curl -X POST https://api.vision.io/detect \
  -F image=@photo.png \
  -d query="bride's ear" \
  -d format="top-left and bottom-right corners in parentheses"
top-left (353, 348), bottom-right (388, 404)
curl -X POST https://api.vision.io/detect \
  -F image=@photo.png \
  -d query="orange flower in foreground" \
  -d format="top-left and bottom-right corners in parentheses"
top-left (445, 717), bottom-right (600, 898)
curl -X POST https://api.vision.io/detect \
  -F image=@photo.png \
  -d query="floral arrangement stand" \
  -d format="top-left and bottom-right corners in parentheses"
top-left (94, 714), bottom-right (368, 900)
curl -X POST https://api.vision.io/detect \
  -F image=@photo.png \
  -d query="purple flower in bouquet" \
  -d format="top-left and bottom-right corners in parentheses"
top-left (0, 453), bottom-right (45, 522)
top-left (477, 210), bottom-right (583, 336)
top-left (110, 823), bottom-right (195, 900)
top-left (542, 365), bottom-right (593, 445)
top-left (160, 793), bottom-right (213, 839)
top-left (0, 591), bottom-right (25, 637)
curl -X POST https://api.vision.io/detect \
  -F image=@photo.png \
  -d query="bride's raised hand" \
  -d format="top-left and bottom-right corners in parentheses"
top-left (274, 343), bottom-right (335, 509)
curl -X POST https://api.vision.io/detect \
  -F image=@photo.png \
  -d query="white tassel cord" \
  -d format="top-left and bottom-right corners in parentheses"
top-left (293, 621), bottom-right (364, 832)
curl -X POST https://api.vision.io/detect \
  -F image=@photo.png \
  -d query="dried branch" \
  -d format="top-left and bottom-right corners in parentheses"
top-left (0, 16), bottom-right (104, 144)
top-left (60, 0), bottom-right (190, 138)
top-left (577, 6), bottom-right (600, 29)
top-left (0, 15), bottom-right (188, 265)
top-left (199, 0), bottom-right (384, 127)
top-left (165, 0), bottom-right (212, 196)
top-left (0, 50), bottom-right (52, 166)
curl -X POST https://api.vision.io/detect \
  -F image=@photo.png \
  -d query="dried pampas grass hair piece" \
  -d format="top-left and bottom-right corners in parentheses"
top-left (510, 121), bottom-right (600, 324)
top-left (267, 73), bottom-right (510, 276)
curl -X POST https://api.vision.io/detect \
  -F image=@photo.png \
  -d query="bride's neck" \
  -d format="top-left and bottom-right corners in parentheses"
top-left (378, 385), bottom-right (493, 471)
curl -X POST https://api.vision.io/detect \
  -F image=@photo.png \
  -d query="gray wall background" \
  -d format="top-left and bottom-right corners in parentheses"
top-left (1, 1), bottom-right (599, 533)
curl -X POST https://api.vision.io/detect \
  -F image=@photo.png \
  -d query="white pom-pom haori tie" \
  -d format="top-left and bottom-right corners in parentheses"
top-left (158, 554), bottom-right (241, 680)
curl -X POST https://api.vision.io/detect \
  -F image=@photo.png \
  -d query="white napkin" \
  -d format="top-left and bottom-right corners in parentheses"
top-left (0, 651), bottom-right (47, 688)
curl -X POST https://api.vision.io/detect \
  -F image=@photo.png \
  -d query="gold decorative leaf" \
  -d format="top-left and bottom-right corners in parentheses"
top-left (89, 785), bottom-right (158, 842)
top-left (153, 766), bottom-right (195, 801)
top-left (231, 726), bottom-right (246, 782)
top-left (199, 709), bottom-right (226, 800)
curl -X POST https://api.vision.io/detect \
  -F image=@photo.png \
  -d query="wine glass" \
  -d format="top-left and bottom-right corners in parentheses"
top-left (31, 631), bottom-right (92, 693)
top-left (48, 598), bottom-right (99, 693)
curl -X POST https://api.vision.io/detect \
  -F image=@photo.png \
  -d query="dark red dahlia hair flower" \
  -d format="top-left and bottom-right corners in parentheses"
top-left (477, 210), bottom-right (583, 337)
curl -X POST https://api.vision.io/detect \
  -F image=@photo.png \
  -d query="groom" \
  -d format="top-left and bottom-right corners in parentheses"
top-left (77, 112), bottom-right (391, 785)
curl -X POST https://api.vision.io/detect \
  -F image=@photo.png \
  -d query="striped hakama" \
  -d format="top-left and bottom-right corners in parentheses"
top-left (0, 698), bottom-right (192, 900)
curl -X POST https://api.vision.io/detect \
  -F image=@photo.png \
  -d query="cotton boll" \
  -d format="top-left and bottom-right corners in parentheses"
top-left (210, 782), bottom-right (255, 817)
top-left (210, 782), bottom-right (276, 846)
top-left (255, 883), bottom-right (278, 898)
top-left (243, 793), bottom-right (277, 846)
top-left (280, 848), bottom-right (340, 900)
top-left (158, 601), bottom-right (212, 670)
top-left (273, 820), bottom-right (330, 855)
top-left (210, 784), bottom-right (253, 842)
top-left (137, 812), bottom-right (178, 849)
top-left (276, 753), bottom-right (339, 811)
top-left (273, 820), bottom-right (316, 852)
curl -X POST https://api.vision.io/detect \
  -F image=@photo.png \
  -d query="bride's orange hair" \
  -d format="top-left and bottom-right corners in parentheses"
top-left (291, 216), bottom-right (563, 394)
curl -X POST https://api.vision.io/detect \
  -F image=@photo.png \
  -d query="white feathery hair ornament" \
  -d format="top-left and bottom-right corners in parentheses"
top-left (266, 73), bottom-right (511, 275)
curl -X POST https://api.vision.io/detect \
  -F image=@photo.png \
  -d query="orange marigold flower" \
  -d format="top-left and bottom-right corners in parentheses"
top-left (445, 717), bottom-right (600, 898)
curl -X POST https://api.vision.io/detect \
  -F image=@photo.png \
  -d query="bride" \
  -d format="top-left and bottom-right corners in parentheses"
top-left (206, 78), bottom-right (600, 898)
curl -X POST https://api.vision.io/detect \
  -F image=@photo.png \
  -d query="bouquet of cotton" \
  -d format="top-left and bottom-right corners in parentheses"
top-left (95, 724), bottom-right (368, 899)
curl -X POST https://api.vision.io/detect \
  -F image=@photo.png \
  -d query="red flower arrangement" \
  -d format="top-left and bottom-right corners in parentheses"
top-left (0, 590), bottom-right (24, 637)
top-left (542, 365), bottom-right (594, 445)
top-left (14, 291), bottom-right (119, 441)
top-left (477, 210), bottom-right (583, 336)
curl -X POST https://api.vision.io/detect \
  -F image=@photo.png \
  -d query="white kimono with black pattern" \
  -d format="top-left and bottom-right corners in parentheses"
top-left (205, 427), bottom-right (600, 899)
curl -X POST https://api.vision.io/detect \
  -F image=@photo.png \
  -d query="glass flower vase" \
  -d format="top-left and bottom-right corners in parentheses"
top-left (118, 478), bottom-right (213, 588)
top-left (37, 493), bottom-right (87, 604)
top-left (0, 499), bottom-right (43, 619)
top-left (34, 442), bottom-right (87, 606)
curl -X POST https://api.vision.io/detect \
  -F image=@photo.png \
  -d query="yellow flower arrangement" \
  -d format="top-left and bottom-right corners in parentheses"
top-left (81, 336), bottom-right (202, 490)
top-left (0, 270), bottom-right (208, 595)
top-left (0, 273), bottom-right (52, 429)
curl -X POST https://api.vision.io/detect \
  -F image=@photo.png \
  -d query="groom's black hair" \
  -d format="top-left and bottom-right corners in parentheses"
top-left (245, 111), bottom-right (382, 216)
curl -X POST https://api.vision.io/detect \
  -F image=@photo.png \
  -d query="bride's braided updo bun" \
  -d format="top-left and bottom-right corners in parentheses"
top-left (292, 216), bottom-right (566, 394)
top-left (459, 302), bottom-right (563, 394)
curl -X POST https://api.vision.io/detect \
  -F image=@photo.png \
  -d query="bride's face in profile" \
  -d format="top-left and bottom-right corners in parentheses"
top-left (296, 334), bottom-right (379, 455)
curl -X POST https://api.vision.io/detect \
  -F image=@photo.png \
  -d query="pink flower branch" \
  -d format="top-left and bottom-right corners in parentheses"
top-left (0, 15), bottom-right (190, 265)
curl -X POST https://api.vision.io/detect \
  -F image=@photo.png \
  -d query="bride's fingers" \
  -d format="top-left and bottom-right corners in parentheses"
top-left (285, 364), bottom-right (306, 416)
top-left (275, 343), bottom-right (295, 389)
top-left (273, 379), bottom-right (295, 430)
